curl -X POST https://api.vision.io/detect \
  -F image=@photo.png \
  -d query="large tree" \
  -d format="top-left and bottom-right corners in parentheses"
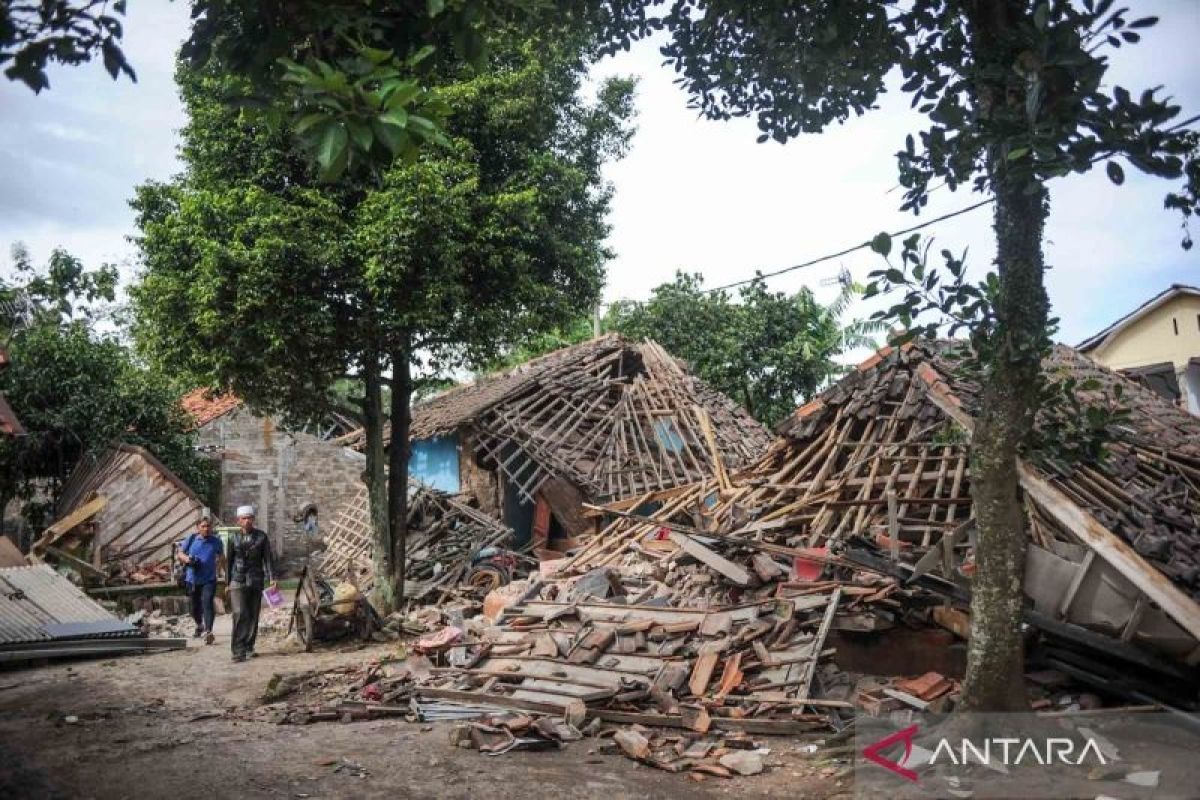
top-left (131, 41), bottom-right (634, 611)
top-left (599, 2), bottom-right (1199, 711)
top-left (0, 245), bottom-right (213, 543)
top-left (607, 272), bottom-right (878, 428)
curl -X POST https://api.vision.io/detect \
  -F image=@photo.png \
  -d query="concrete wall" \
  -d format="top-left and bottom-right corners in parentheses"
top-left (1091, 294), bottom-right (1200, 370)
top-left (195, 408), bottom-right (365, 573)
top-left (1091, 294), bottom-right (1200, 412)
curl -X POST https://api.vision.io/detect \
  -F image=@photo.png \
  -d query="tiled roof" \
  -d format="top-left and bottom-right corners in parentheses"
top-left (341, 334), bottom-right (774, 502)
top-left (180, 388), bottom-right (242, 428)
top-left (778, 340), bottom-right (1200, 599)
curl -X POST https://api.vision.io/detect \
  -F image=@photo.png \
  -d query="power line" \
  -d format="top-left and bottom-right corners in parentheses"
top-left (704, 198), bottom-right (995, 294)
top-left (700, 112), bottom-right (1200, 295)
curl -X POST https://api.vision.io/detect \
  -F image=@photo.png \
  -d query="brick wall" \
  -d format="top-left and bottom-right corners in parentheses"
top-left (195, 408), bottom-right (365, 573)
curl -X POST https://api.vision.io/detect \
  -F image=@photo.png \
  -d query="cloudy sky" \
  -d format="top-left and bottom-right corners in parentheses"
top-left (1, 1), bottom-right (1196, 347)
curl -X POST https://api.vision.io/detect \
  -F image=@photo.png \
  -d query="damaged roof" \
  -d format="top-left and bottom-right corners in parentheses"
top-left (778, 341), bottom-right (1200, 598)
top-left (568, 340), bottom-right (1200, 660)
top-left (348, 335), bottom-right (773, 503)
top-left (0, 564), bottom-right (137, 646)
top-left (48, 444), bottom-right (214, 569)
top-left (180, 387), bottom-right (242, 428)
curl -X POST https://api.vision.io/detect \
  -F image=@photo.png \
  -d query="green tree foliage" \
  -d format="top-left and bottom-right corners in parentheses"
top-left (606, 272), bottom-right (878, 429)
top-left (131, 41), bottom-right (634, 609)
top-left (0, 0), bottom-right (135, 92)
top-left (0, 245), bottom-right (212, 540)
top-left (480, 317), bottom-right (596, 374)
top-left (603, 1), bottom-right (1199, 711)
top-left (180, 1), bottom-right (635, 180)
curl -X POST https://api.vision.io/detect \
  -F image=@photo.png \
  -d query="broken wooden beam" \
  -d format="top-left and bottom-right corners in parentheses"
top-left (668, 531), bottom-right (751, 586)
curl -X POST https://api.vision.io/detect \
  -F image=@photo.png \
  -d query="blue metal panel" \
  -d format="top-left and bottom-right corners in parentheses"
top-left (652, 417), bottom-right (685, 453)
top-left (410, 435), bottom-right (461, 493)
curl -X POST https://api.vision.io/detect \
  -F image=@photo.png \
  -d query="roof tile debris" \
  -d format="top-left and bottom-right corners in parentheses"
top-left (258, 341), bottom-right (1200, 782)
top-left (180, 387), bottom-right (242, 428)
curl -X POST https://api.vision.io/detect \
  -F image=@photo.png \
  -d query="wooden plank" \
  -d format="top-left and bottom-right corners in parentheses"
top-left (668, 531), bottom-right (752, 586)
top-left (33, 496), bottom-right (108, 555)
top-left (1121, 593), bottom-right (1148, 643)
top-left (43, 545), bottom-right (107, 580)
top-left (416, 686), bottom-right (582, 716)
top-left (1058, 550), bottom-right (1096, 619)
top-left (795, 587), bottom-right (841, 701)
top-left (588, 709), bottom-right (827, 735)
top-left (908, 518), bottom-right (973, 582)
top-left (887, 491), bottom-right (899, 561)
top-left (516, 679), bottom-right (614, 701)
top-left (1018, 462), bottom-right (1200, 643)
top-left (689, 646), bottom-right (721, 696)
top-left (693, 405), bottom-right (730, 491)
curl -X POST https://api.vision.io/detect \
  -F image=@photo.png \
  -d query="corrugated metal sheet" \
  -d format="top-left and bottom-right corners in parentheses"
top-left (0, 564), bottom-right (136, 645)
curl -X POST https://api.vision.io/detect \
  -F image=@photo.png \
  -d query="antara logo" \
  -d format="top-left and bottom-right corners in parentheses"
top-left (863, 724), bottom-right (921, 782)
top-left (862, 724), bottom-right (1110, 784)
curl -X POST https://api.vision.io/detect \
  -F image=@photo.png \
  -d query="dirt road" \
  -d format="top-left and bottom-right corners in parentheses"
top-left (0, 616), bottom-right (848, 799)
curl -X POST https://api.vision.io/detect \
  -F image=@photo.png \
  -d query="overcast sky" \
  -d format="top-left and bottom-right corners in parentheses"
top-left (1, 1), bottom-right (1196, 348)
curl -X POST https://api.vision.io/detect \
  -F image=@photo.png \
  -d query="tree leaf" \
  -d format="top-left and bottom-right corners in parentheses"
top-left (294, 112), bottom-right (328, 135)
top-left (1105, 161), bottom-right (1124, 185)
top-left (869, 232), bottom-right (892, 257)
top-left (379, 108), bottom-right (409, 130)
top-left (316, 122), bottom-right (348, 171)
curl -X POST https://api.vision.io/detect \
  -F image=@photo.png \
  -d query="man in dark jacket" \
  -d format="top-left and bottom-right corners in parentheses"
top-left (226, 505), bottom-right (277, 662)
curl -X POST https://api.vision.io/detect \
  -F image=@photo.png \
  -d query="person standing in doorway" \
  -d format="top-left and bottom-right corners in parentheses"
top-left (176, 516), bottom-right (223, 644)
top-left (226, 505), bottom-right (277, 662)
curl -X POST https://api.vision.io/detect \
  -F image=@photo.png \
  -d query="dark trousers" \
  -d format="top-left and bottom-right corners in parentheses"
top-left (188, 581), bottom-right (216, 632)
top-left (229, 585), bottom-right (263, 657)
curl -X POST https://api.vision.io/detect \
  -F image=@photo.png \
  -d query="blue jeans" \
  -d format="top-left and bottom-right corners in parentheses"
top-left (188, 581), bottom-right (216, 632)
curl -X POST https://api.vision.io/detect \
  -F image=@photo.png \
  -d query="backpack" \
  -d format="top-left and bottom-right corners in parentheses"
top-left (173, 533), bottom-right (198, 588)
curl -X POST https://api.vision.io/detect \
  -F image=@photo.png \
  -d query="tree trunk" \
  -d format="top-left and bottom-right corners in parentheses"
top-left (362, 353), bottom-right (396, 614)
top-left (960, 0), bottom-right (1051, 712)
top-left (387, 343), bottom-right (413, 606)
top-left (961, 178), bottom-right (1048, 711)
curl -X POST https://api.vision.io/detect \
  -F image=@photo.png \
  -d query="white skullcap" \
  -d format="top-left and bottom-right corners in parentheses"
top-left (236, 505), bottom-right (256, 517)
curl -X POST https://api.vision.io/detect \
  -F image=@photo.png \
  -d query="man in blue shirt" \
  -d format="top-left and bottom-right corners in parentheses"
top-left (177, 517), bottom-right (223, 644)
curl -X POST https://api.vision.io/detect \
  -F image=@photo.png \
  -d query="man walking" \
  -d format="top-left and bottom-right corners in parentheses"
top-left (176, 516), bottom-right (222, 644)
top-left (226, 505), bottom-right (277, 662)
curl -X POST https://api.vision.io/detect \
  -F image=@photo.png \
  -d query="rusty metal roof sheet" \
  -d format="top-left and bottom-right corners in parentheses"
top-left (0, 564), bottom-right (136, 645)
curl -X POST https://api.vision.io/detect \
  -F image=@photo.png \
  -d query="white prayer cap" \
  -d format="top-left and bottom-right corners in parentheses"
top-left (236, 505), bottom-right (256, 517)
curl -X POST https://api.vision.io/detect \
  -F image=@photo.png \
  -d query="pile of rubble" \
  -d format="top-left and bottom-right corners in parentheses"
top-left (320, 483), bottom-right (523, 604)
top-left (113, 562), bottom-right (172, 585)
top-left (251, 340), bottom-right (1200, 785)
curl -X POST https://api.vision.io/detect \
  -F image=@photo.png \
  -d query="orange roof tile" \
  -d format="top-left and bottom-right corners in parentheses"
top-left (180, 388), bottom-right (242, 429)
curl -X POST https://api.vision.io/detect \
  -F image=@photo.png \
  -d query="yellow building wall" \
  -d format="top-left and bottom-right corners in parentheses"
top-left (1090, 294), bottom-right (1200, 371)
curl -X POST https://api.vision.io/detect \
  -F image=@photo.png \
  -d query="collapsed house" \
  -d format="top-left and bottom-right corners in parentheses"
top-left (265, 341), bottom-right (1199, 782)
top-left (341, 334), bottom-right (772, 556)
top-left (320, 482), bottom-right (518, 602)
top-left (33, 444), bottom-right (216, 585)
top-left (546, 341), bottom-right (1200, 678)
top-left (182, 389), bottom-right (365, 571)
